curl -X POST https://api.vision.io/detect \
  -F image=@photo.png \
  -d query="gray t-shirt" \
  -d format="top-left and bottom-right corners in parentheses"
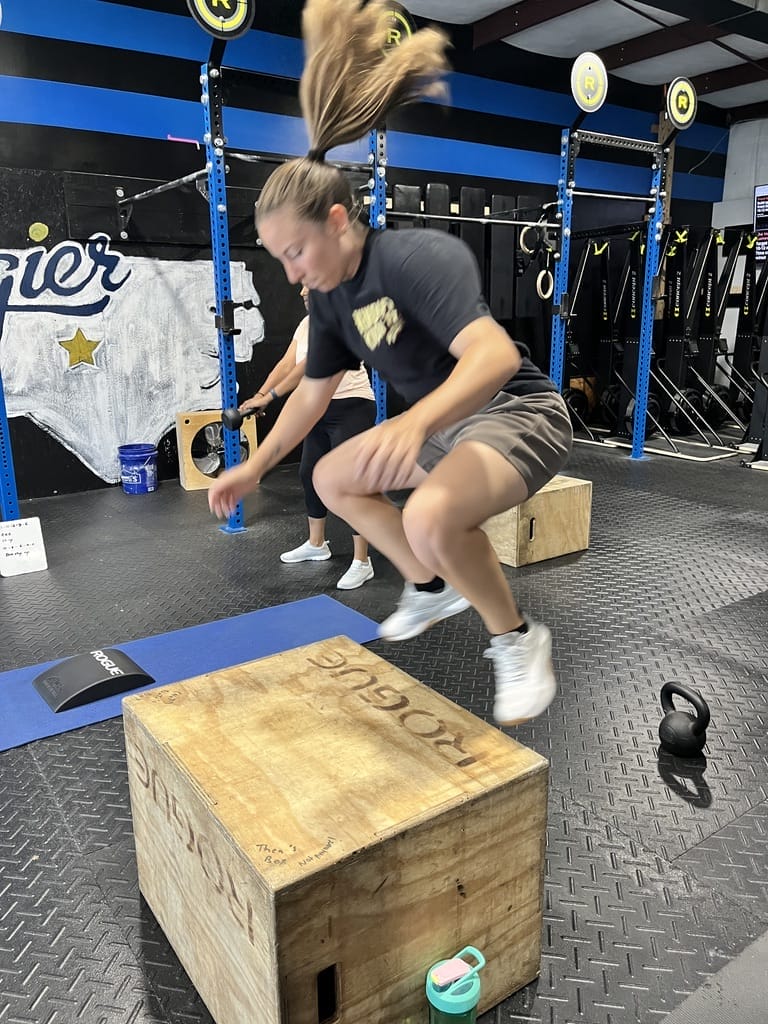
top-left (306, 228), bottom-right (555, 405)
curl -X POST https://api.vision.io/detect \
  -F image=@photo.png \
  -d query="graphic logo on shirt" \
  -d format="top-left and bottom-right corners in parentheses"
top-left (352, 297), bottom-right (403, 351)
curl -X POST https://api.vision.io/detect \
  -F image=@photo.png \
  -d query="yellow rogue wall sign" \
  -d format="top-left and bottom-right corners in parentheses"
top-left (186, 0), bottom-right (255, 40)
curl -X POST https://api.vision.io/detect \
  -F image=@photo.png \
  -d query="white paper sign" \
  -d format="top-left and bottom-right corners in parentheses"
top-left (0, 516), bottom-right (48, 577)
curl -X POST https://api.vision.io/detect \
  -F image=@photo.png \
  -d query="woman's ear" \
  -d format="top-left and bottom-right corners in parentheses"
top-left (327, 203), bottom-right (351, 235)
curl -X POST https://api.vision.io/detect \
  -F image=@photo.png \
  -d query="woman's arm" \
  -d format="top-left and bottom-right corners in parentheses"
top-left (209, 372), bottom-right (343, 518)
top-left (268, 357), bottom-right (307, 402)
top-left (353, 316), bottom-right (520, 492)
top-left (405, 316), bottom-right (521, 435)
top-left (241, 357), bottom-right (308, 414)
top-left (240, 339), bottom-right (300, 411)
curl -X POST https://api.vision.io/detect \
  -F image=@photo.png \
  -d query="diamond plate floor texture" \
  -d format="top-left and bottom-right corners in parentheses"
top-left (1, 445), bottom-right (767, 1024)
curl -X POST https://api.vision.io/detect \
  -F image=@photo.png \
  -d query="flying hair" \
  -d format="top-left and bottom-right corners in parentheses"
top-left (256, 0), bottom-right (450, 226)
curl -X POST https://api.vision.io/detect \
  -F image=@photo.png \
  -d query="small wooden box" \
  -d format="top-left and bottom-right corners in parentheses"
top-left (482, 473), bottom-right (592, 567)
top-left (175, 410), bottom-right (258, 491)
top-left (123, 636), bottom-right (548, 1024)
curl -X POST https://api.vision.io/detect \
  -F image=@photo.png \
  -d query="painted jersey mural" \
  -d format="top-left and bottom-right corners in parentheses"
top-left (0, 234), bottom-right (265, 482)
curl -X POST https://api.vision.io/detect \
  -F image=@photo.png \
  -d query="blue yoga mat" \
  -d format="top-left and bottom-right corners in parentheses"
top-left (0, 595), bottom-right (378, 753)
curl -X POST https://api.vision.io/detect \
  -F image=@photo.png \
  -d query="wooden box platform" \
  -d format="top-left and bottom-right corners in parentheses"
top-left (175, 410), bottom-right (258, 491)
top-left (123, 636), bottom-right (548, 1024)
top-left (482, 473), bottom-right (592, 567)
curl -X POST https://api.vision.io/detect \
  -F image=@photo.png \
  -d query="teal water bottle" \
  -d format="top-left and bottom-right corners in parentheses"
top-left (425, 946), bottom-right (485, 1024)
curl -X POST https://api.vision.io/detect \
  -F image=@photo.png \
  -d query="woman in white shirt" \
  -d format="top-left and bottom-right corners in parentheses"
top-left (240, 286), bottom-right (376, 589)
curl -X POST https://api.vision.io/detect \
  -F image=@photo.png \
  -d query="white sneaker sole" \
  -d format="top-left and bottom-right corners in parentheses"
top-left (280, 551), bottom-right (332, 563)
top-left (494, 659), bottom-right (557, 726)
top-left (378, 593), bottom-right (471, 642)
top-left (336, 570), bottom-right (374, 590)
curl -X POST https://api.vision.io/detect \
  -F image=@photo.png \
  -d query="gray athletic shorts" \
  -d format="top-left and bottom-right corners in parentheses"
top-left (416, 390), bottom-right (573, 498)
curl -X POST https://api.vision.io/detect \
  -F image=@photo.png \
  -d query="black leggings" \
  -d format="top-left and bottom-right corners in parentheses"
top-left (300, 397), bottom-right (377, 520)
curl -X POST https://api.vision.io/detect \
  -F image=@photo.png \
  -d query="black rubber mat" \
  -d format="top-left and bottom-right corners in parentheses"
top-left (1, 446), bottom-right (767, 1023)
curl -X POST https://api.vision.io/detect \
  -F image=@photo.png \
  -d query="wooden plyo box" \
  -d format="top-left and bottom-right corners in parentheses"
top-left (175, 410), bottom-right (258, 491)
top-left (123, 636), bottom-right (548, 1024)
top-left (482, 473), bottom-right (592, 567)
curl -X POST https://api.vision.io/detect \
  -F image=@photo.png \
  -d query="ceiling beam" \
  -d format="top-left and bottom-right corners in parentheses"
top-left (473, 0), bottom-right (599, 51)
top-left (600, 21), bottom-right (727, 71)
top-left (692, 60), bottom-right (768, 95)
top-left (637, 0), bottom-right (768, 43)
top-left (728, 99), bottom-right (768, 123)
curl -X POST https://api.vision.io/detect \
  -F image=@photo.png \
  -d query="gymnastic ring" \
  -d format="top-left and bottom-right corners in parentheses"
top-left (519, 225), bottom-right (539, 255)
top-left (536, 268), bottom-right (554, 300)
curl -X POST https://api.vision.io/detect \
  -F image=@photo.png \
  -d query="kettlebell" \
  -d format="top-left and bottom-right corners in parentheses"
top-left (222, 407), bottom-right (244, 431)
top-left (221, 406), bottom-right (264, 431)
top-left (658, 682), bottom-right (710, 758)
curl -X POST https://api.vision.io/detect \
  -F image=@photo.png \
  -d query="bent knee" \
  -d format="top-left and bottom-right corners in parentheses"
top-left (311, 451), bottom-right (342, 503)
top-left (402, 489), bottom-right (454, 558)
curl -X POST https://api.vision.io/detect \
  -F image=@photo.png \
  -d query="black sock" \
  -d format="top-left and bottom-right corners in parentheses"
top-left (414, 576), bottom-right (445, 593)
top-left (493, 621), bottom-right (528, 637)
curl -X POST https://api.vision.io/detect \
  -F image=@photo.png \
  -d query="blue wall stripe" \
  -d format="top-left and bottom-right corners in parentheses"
top-left (670, 170), bottom-right (724, 203)
top-left (445, 74), bottom-right (727, 155)
top-left (0, 76), bottom-right (723, 203)
top-left (2, 0), bottom-right (211, 61)
top-left (1, 0), bottom-right (303, 76)
top-left (2, 0), bottom-right (727, 155)
top-left (386, 130), bottom-right (722, 202)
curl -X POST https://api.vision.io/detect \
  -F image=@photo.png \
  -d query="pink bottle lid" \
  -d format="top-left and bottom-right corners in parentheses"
top-left (429, 957), bottom-right (472, 989)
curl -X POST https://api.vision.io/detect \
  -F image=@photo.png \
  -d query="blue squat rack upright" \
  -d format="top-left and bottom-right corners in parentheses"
top-left (115, 38), bottom-right (248, 533)
top-left (549, 128), bottom-right (668, 460)
top-left (368, 127), bottom-right (388, 424)
top-left (200, 42), bottom-right (246, 533)
top-left (118, 40), bottom-right (381, 533)
top-left (0, 369), bottom-right (20, 522)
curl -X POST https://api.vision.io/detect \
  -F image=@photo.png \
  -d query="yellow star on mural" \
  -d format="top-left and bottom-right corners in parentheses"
top-left (59, 328), bottom-right (100, 367)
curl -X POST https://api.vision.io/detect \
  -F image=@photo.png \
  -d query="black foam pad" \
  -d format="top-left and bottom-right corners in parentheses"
top-left (33, 648), bottom-right (155, 713)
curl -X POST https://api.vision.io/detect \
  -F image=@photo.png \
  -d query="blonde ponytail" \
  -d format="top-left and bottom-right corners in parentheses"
top-left (256, 0), bottom-right (449, 226)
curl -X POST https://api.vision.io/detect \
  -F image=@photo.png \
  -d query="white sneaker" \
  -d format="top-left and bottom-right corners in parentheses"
top-left (336, 559), bottom-right (375, 590)
top-left (378, 582), bottom-right (471, 641)
top-left (280, 540), bottom-right (332, 563)
top-left (484, 621), bottom-right (557, 726)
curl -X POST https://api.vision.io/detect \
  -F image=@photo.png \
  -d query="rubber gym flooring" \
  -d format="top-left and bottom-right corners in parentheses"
top-left (1, 444), bottom-right (766, 1024)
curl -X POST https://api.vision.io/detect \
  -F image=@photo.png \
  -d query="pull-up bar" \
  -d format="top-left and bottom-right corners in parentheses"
top-left (116, 168), bottom-right (209, 207)
top-left (550, 125), bottom-right (668, 461)
top-left (570, 189), bottom-right (661, 204)
top-left (385, 209), bottom-right (561, 229)
top-left (571, 130), bottom-right (664, 155)
top-left (228, 150), bottom-right (374, 174)
top-left (114, 145), bottom-right (377, 235)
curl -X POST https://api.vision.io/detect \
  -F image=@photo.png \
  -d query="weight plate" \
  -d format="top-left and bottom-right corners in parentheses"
top-left (666, 77), bottom-right (697, 130)
top-left (186, 0), bottom-right (255, 40)
top-left (570, 52), bottom-right (608, 114)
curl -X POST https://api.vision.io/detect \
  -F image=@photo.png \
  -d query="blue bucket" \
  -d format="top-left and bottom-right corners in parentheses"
top-left (118, 443), bottom-right (158, 495)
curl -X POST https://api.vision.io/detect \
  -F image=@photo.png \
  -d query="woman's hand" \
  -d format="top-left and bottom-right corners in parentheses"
top-left (239, 393), bottom-right (270, 414)
top-left (208, 462), bottom-right (259, 519)
top-left (353, 416), bottom-right (427, 492)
